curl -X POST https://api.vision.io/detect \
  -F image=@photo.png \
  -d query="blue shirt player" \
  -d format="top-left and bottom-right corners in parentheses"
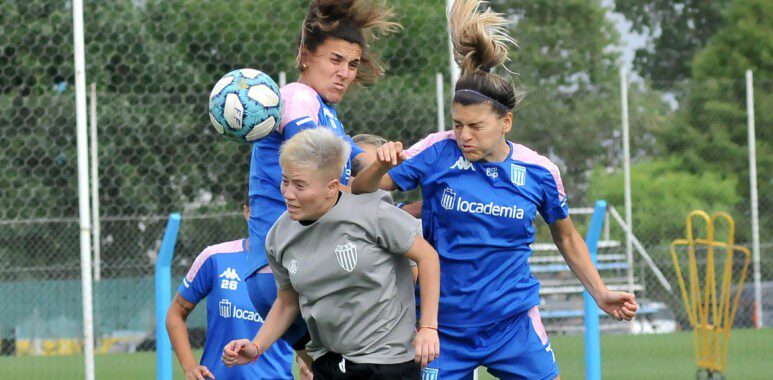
top-left (166, 231), bottom-right (293, 379)
top-left (242, 0), bottom-right (398, 359)
top-left (352, 1), bottom-right (639, 379)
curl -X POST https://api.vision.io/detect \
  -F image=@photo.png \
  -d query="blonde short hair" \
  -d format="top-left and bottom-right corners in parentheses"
top-left (279, 128), bottom-right (351, 181)
top-left (352, 133), bottom-right (387, 148)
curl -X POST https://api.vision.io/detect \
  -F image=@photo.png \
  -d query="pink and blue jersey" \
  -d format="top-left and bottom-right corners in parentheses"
top-left (391, 131), bottom-right (569, 327)
top-left (178, 239), bottom-right (293, 379)
top-left (247, 82), bottom-right (363, 275)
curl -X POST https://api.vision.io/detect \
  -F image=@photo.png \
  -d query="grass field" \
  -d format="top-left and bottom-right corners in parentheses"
top-left (1, 329), bottom-right (771, 379)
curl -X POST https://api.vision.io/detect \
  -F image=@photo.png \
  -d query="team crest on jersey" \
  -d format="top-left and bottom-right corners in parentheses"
top-left (288, 259), bottom-right (299, 275)
top-left (441, 187), bottom-right (457, 210)
top-left (421, 367), bottom-right (439, 380)
top-left (335, 242), bottom-right (357, 272)
top-left (450, 156), bottom-right (475, 171)
top-left (219, 299), bottom-right (232, 318)
top-left (511, 164), bottom-right (526, 186)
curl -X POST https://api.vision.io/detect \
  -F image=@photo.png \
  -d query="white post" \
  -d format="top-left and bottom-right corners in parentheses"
top-left (436, 73), bottom-right (445, 133)
top-left (279, 71), bottom-right (287, 88)
top-left (446, 0), bottom-right (460, 89)
top-left (746, 70), bottom-right (762, 328)
top-left (72, 0), bottom-right (95, 378)
top-left (620, 68), bottom-right (634, 295)
top-left (90, 83), bottom-right (101, 282)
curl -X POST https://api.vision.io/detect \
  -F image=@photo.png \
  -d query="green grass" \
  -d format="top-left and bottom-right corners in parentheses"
top-left (1, 329), bottom-right (771, 379)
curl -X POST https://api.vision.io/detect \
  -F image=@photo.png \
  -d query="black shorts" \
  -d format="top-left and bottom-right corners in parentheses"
top-left (311, 352), bottom-right (420, 380)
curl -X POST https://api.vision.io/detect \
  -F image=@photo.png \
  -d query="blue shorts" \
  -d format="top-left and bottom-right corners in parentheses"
top-left (245, 272), bottom-right (309, 348)
top-left (423, 306), bottom-right (558, 380)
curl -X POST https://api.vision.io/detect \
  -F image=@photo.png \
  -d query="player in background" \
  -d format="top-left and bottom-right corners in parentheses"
top-left (242, 1), bottom-right (400, 357)
top-left (166, 200), bottom-right (294, 380)
top-left (223, 128), bottom-right (440, 380)
top-left (352, 1), bottom-right (638, 379)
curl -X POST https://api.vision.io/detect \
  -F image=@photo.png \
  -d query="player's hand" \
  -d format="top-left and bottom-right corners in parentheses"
top-left (597, 290), bottom-right (638, 321)
top-left (413, 327), bottom-right (440, 368)
top-left (297, 355), bottom-right (314, 380)
top-left (222, 339), bottom-right (258, 367)
top-left (376, 141), bottom-right (408, 168)
top-left (184, 365), bottom-right (215, 380)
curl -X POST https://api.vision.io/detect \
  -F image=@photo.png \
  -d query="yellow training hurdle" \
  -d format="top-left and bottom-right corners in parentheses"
top-left (670, 211), bottom-right (751, 379)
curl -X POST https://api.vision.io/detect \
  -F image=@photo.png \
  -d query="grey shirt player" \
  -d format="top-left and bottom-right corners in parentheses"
top-left (265, 191), bottom-right (421, 364)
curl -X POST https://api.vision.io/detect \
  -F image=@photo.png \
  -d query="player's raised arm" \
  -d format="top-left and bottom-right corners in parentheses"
top-left (350, 141), bottom-right (406, 193)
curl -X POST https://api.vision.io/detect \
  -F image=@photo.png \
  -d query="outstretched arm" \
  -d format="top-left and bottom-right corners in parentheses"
top-left (549, 217), bottom-right (638, 321)
top-left (222, 287), bottom-right (302, 366)
top-left (350, 141), bottom-right (406, 194)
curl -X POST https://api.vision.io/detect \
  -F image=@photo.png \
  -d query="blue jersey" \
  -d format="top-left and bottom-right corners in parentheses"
top-left (178, 239), bottom-right (293, 379)
top-left (391, 131), bottom-right (569, 327)
top-left (247, 82), bottom-right (363, 275)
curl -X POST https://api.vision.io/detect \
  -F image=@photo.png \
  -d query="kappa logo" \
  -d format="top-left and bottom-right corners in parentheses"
top-left (335, 242), bottom-right (357, 272)
top-left (450, 156), bottom-right (475, 171)
top-left (219, 267), bottom-right (240, 281)
top-left (288, 259), bottom-right (299, 275)
top-left (219, 267), bottom-right (241, 290)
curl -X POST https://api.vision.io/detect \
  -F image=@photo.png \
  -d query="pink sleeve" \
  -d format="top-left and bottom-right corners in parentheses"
top-left (277, 83), bottom-right (320, 134)
top-left (184, 240), bottom-right (243, 282)
top-left (404, 130), bottom-right (456, 158)
top-left (512, 144), bottom-right (566, 198)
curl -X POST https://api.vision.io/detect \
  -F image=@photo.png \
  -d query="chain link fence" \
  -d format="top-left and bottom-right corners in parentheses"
top-left (0, 0), bottom-right (770, 378)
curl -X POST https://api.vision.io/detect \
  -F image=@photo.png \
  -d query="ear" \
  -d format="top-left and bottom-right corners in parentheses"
top-left (501, 111), bottom-right (513, 135)
top-left (298, 47), bottom-right (310, 68)
top-left (242, 204), bottom-right (250, 222)
top-left (327, 178), bottom-right (340, 196)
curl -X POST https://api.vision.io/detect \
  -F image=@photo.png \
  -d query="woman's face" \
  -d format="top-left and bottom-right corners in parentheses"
top-left (452, 102), bottom-right (512, 162)
top-left (281, 164), bottom-right (338, 221)
top-left (300, 38), bottom-right (362, 104)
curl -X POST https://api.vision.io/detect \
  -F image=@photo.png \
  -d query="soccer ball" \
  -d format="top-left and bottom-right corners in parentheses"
top-left (208, 68), bottom-right (283, 143)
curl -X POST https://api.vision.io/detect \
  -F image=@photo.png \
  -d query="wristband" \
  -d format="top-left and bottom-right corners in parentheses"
top-left (252, 342), bottom-right (261, 363)
top-left (418, 326), bottom-right (438, 332)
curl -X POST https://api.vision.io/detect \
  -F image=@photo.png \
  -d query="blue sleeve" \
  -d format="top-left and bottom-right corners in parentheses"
top-left (281, 117), bottom-right (318, 141)
top-left (538, 170), bottom-right (570, 224)
top-left (344, 134), bottom-right (364, 161)
top-left (178, 257), bottom-right (214, 304)
top-left (388, 143), bottom-right (441, 192)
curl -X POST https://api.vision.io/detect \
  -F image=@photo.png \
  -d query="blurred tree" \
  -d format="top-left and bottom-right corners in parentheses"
top-left (587, 159), bottom-right (742, 245)
top-left (656, 0), bottom-right (771, 237)
top-left (615, 0), bottom-right (730, 86)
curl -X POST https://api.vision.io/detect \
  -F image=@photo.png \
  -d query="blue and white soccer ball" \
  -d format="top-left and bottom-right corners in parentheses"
top-left (208, 68), bottom-right (283, 143)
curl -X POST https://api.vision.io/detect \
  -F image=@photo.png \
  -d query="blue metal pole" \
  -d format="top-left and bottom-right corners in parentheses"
top-left (155, 213), bottom-right (181, 380)
top-left (584, 200), bottom-right (606, 380)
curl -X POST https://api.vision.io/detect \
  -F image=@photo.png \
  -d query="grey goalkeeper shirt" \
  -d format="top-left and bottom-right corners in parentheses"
top-left (266, 191), bottom-right (421, 364)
